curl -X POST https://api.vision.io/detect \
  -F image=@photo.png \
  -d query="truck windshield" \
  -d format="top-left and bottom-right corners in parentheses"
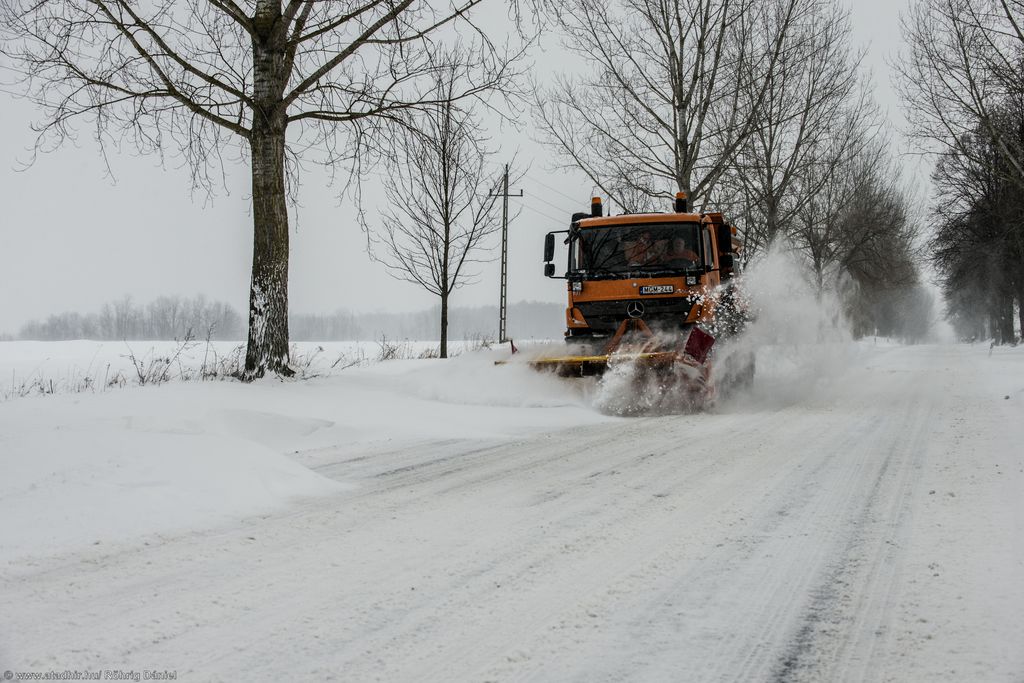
top-left (574, 222), bottom-right (701, 275)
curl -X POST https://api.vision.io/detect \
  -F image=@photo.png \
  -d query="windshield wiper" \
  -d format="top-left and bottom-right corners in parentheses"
top-left (627, 266), bottom-right (689, 276)
top-left (577, 267), bottom-right (625, 279)
top-left (589, 271), bottom-right (622, 280)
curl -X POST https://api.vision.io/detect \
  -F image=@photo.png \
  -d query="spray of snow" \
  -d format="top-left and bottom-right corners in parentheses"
top-left (588, 244), bottom-right (863, 415)
top-left (716, 245), bottom-right (860, 410)
top-left (590, 356), bottom-right (709, 415)
top-left (507, 336), bottom-right (713, 416)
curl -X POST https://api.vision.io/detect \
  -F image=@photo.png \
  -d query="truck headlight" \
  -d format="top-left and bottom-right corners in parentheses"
top-left (572, 281), bottom-right (583, 293)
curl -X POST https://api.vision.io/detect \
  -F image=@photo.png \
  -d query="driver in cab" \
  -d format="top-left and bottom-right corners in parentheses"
top-left (625, 231), bottom-right (697, 267)
top-left (666, 236), bottom-right (698, 266)
top-left (625, 231), bottom-right (665, 266)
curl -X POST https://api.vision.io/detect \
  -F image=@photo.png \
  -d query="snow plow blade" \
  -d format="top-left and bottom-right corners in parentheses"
top-left (527, 321), bottom-right (716, 378)
top-left (528, 350), bottom-right (681, 377)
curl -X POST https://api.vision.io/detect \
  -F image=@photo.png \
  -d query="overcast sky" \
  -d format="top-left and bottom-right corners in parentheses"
top-left (0, 0), bottom-right (917, 336)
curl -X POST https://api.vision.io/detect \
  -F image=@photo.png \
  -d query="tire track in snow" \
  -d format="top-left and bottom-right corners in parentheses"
top-left (480, 355), bottom-right (937, 682)
top-left (769, 379), bottom-right (934, 682)
top-left (495, 405), bottom-right (886, 683)
top-left (2, 406), bottom-right (802, 679)
top-left (413, 417), bottom-right (815, 682)
top-left (239, 409), bottom-right (801, 680)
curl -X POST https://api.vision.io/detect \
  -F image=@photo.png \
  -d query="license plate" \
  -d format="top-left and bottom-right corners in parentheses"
top-left (640, 285), bottom-right (674, 295)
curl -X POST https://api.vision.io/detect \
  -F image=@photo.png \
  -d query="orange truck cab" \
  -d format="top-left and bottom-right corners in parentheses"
top-left (542, 193), bottom-right (741, 345)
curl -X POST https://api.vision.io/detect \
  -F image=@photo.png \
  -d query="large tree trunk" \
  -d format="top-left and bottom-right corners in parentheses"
top-left (1016, 275), bottom-right (1023, 342)
top-left (997, 289), bottom-right (1016, 344)
top-left (990, 288), bottom-right (1015, 344)
top-left (244, 1), bottom-right (291, 379)
top-left (440, 291), bottom-right (449, 359)
top-left (244, 124), bottom-right (291, 378)
top-left (764, 198), bottom-right (780, 248)
top-left (440, 215), bottom-right (450, 359)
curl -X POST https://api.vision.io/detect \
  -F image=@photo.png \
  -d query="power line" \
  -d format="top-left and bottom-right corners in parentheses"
top-left (520, 202), bottom-right (564, 225)
top-left (522, 171), bottom-right (587, 205)
top-left (527, 191), bottom-right (575, 218)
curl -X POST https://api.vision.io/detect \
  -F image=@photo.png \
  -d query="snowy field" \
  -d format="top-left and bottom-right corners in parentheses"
top-left (1, 338), bottom-right (1022, 681)
top-left (0, 339), bottom-right (492, 398)
top-left (0, 339), bottom-right (590, 561)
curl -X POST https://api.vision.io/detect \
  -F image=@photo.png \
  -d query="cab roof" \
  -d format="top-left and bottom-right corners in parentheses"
top-left (576, 212), bottom-right (706, 228)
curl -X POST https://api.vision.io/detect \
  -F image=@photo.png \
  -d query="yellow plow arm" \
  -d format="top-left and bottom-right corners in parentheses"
top-left (519, 318), bottom-right (716, 378)
top-left (527, 350), bottom-right (681, 377)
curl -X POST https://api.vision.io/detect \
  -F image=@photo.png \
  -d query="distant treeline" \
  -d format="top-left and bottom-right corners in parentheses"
top-left (15, 296), bottom-right (565, 342)
top-left (290, 301), bottom-right (565, 342)
top-left (16, 295), bottom-right (245, 341)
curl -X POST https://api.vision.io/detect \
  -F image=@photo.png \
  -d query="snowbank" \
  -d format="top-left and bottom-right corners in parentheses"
top-left (0, 382), bottom-right (345, 562)
top-left (0, 339), bottom-right (470, 397)
top-left (0, 342), bottom-right (611, 563)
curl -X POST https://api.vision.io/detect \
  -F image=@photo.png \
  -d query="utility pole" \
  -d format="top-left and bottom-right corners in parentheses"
top-left (490, 163), bottom-right (522, 343)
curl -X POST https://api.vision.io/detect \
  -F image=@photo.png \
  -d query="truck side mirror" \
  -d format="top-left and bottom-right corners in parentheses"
top-left (543, 233), bottom-right (555, 262)
top-left (720, 253), bottom-right (734, 270)
top-left (544, 263), bottom-right (556, 278)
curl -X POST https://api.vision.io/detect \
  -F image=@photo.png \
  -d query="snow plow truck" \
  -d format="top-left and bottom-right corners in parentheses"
top-left (532, 192), bottom-right (752, 409)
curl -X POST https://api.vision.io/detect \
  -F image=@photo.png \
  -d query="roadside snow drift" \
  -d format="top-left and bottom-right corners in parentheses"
top-left (0, 345), bottom-right (612, 562)
top-left (0, 384), bottom-right (344, 561)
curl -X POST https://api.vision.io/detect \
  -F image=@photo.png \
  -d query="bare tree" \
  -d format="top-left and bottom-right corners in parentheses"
top-left (789, 134), bottom-right (923, 336)
top-left (1, 0), bottom-right (528, 378)
top-left (723, 0), bottom-right (872, 253)
top-left (371, 55), bottom-right (509, 358)
top-left (148, 296), bottom-right (184, 339)
top-left (788, 135), bottom-right (871, 294)
top-left (897, 0), bottom-right (1024, 341)
top-left (113, 294), bottom-right (136, 340)
top-left (930, 119), bottom-right (1024, 342)
top-left (897, 0), bottom-right (1024, 188)
top-left (533, 0), bottom-right (804, 210)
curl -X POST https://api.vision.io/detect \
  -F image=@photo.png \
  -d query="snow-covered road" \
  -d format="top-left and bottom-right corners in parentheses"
top-left (2, 343), bottom-right (1022, 681)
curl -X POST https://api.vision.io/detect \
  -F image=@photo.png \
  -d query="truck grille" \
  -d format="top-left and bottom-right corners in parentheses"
top-left (575, 297), bottom-right (695, 333)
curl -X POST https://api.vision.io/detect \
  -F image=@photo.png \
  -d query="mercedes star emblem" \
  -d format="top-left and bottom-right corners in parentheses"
top-left (626, 301), bottom-right (645, 318)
